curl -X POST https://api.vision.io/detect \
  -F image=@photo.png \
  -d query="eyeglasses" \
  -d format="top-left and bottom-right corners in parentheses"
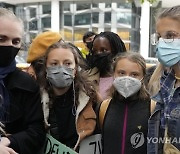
top-left (151, 31), bottom-right (180, 45)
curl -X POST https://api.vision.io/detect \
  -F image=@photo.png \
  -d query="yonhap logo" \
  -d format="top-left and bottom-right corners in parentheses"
top-left (130, 132), bottom-right (144, 148)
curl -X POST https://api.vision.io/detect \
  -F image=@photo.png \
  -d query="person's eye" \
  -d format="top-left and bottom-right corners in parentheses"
top-left (12, 38), bottom-right (21, 45)
top-left (50, 62), bottom-right (58, 66)
top-left (64, 62), bottom-right (72, 66)
top-left (0, 36), bottom-right (6, 42)
top-left (164, 32), bottom-right (178, 39)
top-left (102, 49), bottom-right (108, 52)
top-left (131, 73), bottom-right (139, 78)
top-left (165, 34), bottom-right (174, 39)
top-left (117, 71), bottom-right (125, 76)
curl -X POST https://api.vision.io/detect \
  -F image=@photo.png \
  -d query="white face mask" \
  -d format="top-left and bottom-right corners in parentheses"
top-left (113, 76), bottom-right (142, 98)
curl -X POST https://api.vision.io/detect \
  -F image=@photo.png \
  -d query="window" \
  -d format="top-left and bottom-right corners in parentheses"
top-left (43, 3), bottom-right (51, 14)
top-left (75, 13), bottom-right (91, 25)
top-left (77, 3), bottom-right (90, 10)
top-left (64, 15), bottom-right (72, 26)
top-left (92, 12), bottom-right (99, 23)
top-left (29, 20), bottom-right (37, 30)
top-left (92, 3), bottom-right (98, 8)
top-left (117, 12), bottom-right (131, 25)
top-left (105, 3), bottom-right (111, 8)
top-left (117, 3), bottom-right (131, 9)
top-left (42, 17), bottom-right (51, 28)
top-left (30, 8), bottom-right (36, 18)
top-left (105, 12), bottom-right (111, 23)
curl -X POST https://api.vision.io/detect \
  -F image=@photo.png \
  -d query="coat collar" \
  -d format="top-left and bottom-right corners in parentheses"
top-left (76, 90), bottom-right (90, 121)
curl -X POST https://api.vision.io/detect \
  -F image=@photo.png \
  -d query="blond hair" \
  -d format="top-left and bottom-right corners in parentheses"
top-left (148, 5), bottom-right (180, 96)
top-left (0, 7), bottom-right (24, 31)
top-left (148, 64), bottom-right (164, 96)
top-left (156, 5), bottom-right (180, 22)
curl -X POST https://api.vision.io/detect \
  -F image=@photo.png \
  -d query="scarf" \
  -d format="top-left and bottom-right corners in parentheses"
top-left (0, 60), bottom-right (16, 121)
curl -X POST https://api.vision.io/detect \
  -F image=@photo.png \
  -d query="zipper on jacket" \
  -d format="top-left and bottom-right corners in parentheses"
top-left (121, 104), bottom-right (128, 154)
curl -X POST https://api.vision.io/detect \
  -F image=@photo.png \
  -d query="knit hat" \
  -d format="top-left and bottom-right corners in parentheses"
top-left (27, 31), bottom-right (62, 63)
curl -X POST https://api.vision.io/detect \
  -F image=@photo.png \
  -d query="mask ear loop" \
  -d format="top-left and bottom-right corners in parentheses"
top-left (140, 77), bottom-right (144, 82)
top-left (72, 80), bottom-right (76, 116)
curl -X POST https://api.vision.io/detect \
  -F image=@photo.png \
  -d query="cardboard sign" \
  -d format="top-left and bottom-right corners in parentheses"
top-left (79, 134), bottom-right (102, 154)
top-left (42, 134), bottom-right (78, 154)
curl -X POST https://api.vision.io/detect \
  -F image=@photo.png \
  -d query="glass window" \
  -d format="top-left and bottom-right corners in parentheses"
top-left (64, 15), bottom-right (72, 26)
top-left (92, 3), bottom-right (98, 8)
top-left (105, 12), bottom-right (111, 23)
top-left (117, 12), bottom-right (131, 25)
top-left (77, 3), bottom-right (90, 10)
top-left (63, 2), bottom-right (70, 11)
top-left (42, 17), bottom-right (51, 28)
top-left (29, 20), bottom-right (37, 30)
top-left (75, 13), bottom-right (91, 25)
top-left (30, 8), bottom-right (36, 18)
top-left (131, 14), bottom-right (140, 29)
top-left (105, 3), bottom-right (111, 8)
top-left (42, 3), bottom-right (51, 14)
top-left (92, 12), bottom-right (99, 23)
top-left (117, 3), bottom-right (131, 9)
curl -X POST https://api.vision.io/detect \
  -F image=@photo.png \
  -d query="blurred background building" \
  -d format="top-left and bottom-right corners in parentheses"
top-left (0, 0), bottom-right (179, 60)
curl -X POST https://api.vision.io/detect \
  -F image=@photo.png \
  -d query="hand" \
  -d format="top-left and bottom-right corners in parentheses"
top-left (0, 144), bottom-right (18, 154)
top-left (0, 137), bottom-right (10, 146)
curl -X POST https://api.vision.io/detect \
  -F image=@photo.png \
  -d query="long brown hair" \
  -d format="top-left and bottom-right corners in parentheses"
top-left (40, 42), bottom-right (98, 105)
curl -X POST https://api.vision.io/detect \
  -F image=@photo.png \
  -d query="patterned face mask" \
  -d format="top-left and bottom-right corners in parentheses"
top-left (46, 66), bottom-right (74, 88)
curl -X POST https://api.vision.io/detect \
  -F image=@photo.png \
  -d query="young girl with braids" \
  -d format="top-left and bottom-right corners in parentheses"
top-left (87, 31), bottom-right (127, 101)
top-left (99, 52), bottom-right (150, 154)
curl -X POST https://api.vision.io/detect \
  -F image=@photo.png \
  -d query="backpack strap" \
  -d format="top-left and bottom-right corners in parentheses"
top-left (99, 98), bottom-right (111, 129)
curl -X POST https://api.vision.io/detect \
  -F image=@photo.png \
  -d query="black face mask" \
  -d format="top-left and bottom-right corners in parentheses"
top-left (91, 52), bottom-right (112, 75)
top-left (86, 41), bottom-right (93, 50)
top-left (0, 46), bottom-right (20, 67)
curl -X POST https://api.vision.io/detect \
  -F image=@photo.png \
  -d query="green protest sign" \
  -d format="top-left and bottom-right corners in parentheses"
top-left (42, 134), bottom-right (78, 154)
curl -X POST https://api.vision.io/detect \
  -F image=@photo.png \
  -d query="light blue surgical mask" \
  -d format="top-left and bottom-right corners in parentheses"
top-left (156, 38), bottom-right (180, 67)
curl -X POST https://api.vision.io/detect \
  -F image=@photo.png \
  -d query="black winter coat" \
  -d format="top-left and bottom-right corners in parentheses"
top-left (3, 68), bottom-right (46, 154)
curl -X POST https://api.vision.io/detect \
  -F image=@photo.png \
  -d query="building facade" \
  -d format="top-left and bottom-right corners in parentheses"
top-left (0, 0), bottom-right (179, 58)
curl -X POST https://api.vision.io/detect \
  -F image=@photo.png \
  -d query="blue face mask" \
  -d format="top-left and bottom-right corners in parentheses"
top-left (156, 38), bottom-right (180, 67)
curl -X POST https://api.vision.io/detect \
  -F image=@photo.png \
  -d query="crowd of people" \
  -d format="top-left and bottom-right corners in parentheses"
top-left (0, 4), bottom-right (179, 154)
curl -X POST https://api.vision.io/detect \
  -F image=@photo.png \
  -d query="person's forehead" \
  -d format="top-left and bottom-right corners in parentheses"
top-left (93, 37), bottom-right (111, 47)
top-left (116, 58), bottom-right (142, 72)
top-left (95, 36), bottom-right (109, 42)
top-left (156, 18), bottom-right (180, 34)
top-left (0, 18), bottom-right (23, 38)
top-left (48, 48), bottom-right (75, 61)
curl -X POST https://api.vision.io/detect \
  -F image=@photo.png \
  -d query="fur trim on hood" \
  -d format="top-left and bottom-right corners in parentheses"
top-left (41, 89), bottom-right (90, 128)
